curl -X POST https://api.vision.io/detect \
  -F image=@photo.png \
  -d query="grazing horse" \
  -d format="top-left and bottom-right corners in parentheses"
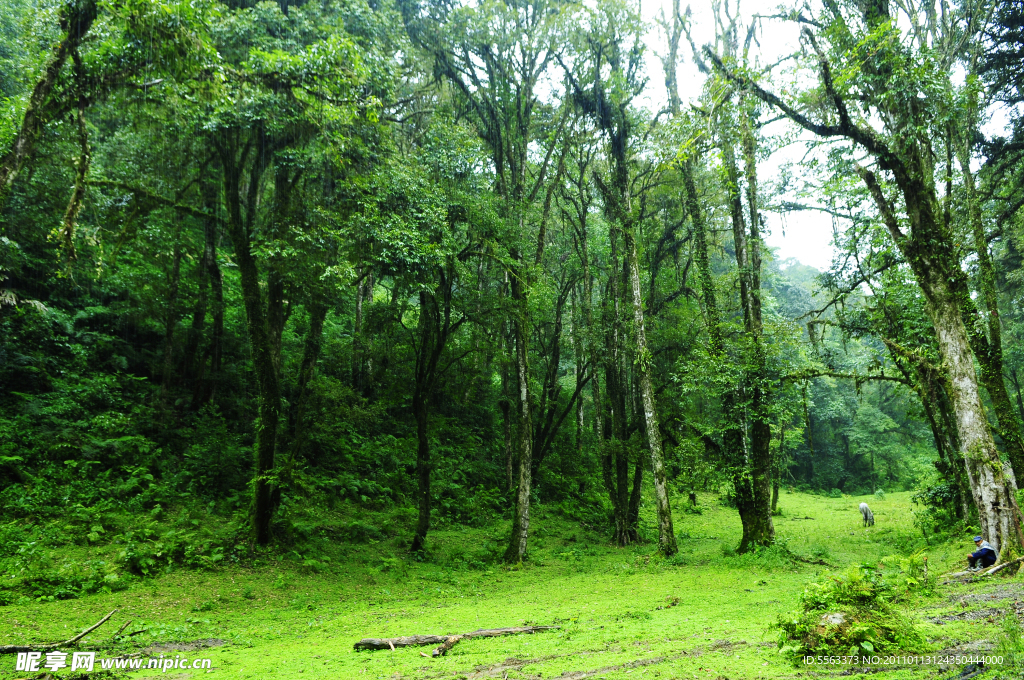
top-left (859, 502), bottom-right (874, 527)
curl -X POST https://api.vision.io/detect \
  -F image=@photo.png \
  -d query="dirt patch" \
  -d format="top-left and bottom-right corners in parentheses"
top-left (460, 646), bottom-right (712, 679)
top-left (934, 639), bottom-right (995, 655)
top-left (709, 639), bottom-right (748, 653)
top-left (929, 607), bottom-right (1004, 623)
top-left (144, 638), bottom-right (227, 653)
top-left (950, 584), bottom-right (1024, 605)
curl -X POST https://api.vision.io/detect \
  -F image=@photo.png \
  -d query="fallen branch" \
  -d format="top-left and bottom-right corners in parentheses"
top-left (941, 556), bottom-right (1024, 581)
top-left (432, 634), bottom-right (463, 657)
top-left (982, 555), bottom-right (1024, 576)
top-left (111, 620), bottom-right (132, 640)
top-left (0, 609), bottom-right (117, 654)
top-left (353, 626), bottom-right (559, 652)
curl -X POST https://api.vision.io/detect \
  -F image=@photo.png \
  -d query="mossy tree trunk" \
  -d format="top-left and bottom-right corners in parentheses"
top-left (216, 127), bottom-right (279, 546)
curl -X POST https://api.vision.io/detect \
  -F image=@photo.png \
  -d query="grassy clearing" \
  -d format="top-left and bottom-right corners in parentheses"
top-left (0, 490), bottom-right (1012, 679)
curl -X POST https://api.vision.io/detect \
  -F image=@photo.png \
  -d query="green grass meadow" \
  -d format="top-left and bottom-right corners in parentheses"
top-left (0, 491), bottom-right (1016, 679)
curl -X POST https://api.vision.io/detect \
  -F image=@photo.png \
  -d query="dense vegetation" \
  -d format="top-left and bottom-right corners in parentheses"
top-left (3, 0), bottom-right (1024, 611)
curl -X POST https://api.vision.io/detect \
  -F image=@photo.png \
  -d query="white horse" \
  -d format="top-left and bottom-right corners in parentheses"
top-left (859, 502), bottom-right (874, 527)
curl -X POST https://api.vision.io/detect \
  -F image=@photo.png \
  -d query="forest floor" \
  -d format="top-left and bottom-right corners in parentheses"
top-left (0, 490), bottom-right (1018, 680)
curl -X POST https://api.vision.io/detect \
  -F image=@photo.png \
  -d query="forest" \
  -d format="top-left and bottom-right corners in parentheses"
top-left (2, 0), bottom-right (1024, 676)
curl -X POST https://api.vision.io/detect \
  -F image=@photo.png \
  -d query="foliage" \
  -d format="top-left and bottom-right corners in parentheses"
top-left (776, 563), bottom-right (926, 658)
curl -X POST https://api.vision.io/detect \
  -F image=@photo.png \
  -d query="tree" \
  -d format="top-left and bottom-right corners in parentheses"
top-left (562, 0), bottom-right (678, 555)
top-left (707, 0), bottom-right (1024, 557)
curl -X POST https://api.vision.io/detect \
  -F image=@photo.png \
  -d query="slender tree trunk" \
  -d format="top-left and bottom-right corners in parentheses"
top-left (58, 100), bottom-right (90, 259)
top-left (504, 264), bottom-right (534, 562)
top-left (573, 287), bottom-right (585, 461)
top-left (189, 183), bottom-right (222, 408)
top-left (1012, 368), bottom-right (1024, 424)
top-left (184, 203), bottom-right (212, 386)
top-left (203, 238), bottom-right (225, 405)
top-left (288, 303), bottom-right (328, 460)
top-left (734, 107), bottom-right (776, 551)
top-left (159, 234), bottom-right (183, 400)
top-left (803, 383), bottom-right (815, 484)
top-left (501, 396), bottom-right (514, 491)
top-left (411, 291), bottom-right (439, 552)
top-left (627, 381), bottom-right (644, 538)
top-left (353, 268), bottom-right (370, 392)
top-left (623, 226), bottom-right (677, 555)
top-left (772, 423), bottom-right (784, 514)
top-left (603, 237), bottom-right (630, 545)
top-left (218, 130), bottom-right (279, 545)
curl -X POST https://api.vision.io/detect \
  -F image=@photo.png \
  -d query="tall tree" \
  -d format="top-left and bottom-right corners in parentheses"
top-left (401, 0), bottom-right (566, 562)
top-left (563, 0), bottom-right (678, 555)
top-left (707, 0), bottom-right (1024, 557)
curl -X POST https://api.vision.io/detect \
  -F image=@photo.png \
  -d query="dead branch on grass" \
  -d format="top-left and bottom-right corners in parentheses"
top-left (0, 609), bottom-right (117, 653)
top-left (353, 626), bottom-right (559, 656)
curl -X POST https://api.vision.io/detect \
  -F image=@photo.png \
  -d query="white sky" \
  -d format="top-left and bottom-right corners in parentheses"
top-left (629, 0), bottom-right (1017, 273)
top-left (635, 0), bottom-right (842, 272)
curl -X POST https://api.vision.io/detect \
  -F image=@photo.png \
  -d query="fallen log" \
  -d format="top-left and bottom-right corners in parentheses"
top-left (353, 625), bottom-right (559, 653)
top-left (0, 609), bottom-right (117, 654)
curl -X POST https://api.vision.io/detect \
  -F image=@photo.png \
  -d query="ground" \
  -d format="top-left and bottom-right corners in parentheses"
top-left (0, 490), bottom-right (1017, 679)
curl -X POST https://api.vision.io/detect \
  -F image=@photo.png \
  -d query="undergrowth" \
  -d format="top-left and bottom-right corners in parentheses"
top-left (776, 554), bottom-right (931, 658)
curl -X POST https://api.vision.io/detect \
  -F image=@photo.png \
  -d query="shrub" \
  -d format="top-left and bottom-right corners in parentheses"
top-left (911, 483), bottom-right (960, 536)
top-left (341, 521), bottom-right (383, 543)
top-left (776, 565), bottom-right (924, 658)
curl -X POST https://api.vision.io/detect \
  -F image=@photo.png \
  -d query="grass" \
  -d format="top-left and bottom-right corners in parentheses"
top-left (0, 489), bottom-right (1012, 679)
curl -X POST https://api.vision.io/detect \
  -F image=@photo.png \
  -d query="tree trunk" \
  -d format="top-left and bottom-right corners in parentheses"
top-left (159, 235), bottom-right (183, 400)
top-left (928, 283), bottom-right (1022, 555)
top-left (956, 139), bottom-right (1024, 478)
top-left (58, 101), bottom-right (90, 259)
top-left (411, 290), bottom-right (440, 553)
top-left (602, 237), bottom-right (631, 546)
top-left (288, 303), bottom-right (328, 461)
top-left (501, 396), bottom-right (513, 492)
top-left (623, 226), bottom-right (677, 555)
top-left (353, 268), bottom-right (371, 392)
top-left (217, 129), bottom-right (279, 545)
top-left (184, 185), bottom-right (214, 387)
top-left (772, 423), bottom-right (784, 514)
top-left (1013, 368), bottom-right (1024, 424)
top-left (733, 106), bottom-right (775, 552)
top-left (504, 269), bottom-right (534, 563)
top-left (190, 183), bottom-right (223, 408)
top-left (627, 382), bottom-right (644, 538)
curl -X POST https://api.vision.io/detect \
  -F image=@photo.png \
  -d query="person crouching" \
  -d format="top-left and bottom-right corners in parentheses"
top-left (967, 535), bottom-right (998, 571)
